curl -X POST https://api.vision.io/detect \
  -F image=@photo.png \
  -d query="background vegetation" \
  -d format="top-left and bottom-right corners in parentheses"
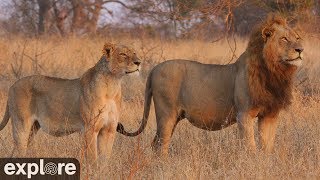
top-left (1, 0), bottom-right (319, 38)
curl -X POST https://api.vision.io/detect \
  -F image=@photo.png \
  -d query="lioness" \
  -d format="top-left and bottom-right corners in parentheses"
top-left (0, 43), bottom-right (141, 162)
top-left (117, 14), bottom-right (303, 155)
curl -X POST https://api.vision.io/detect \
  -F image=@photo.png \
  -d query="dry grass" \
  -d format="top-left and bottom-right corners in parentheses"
top-left (0, 36), bottom-right (320, 179)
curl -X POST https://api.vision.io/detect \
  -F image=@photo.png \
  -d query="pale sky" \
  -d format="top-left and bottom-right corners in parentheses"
top-left (0, 0), bottom-right (128, 25)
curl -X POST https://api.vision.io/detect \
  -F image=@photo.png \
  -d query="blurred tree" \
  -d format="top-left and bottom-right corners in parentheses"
top-left (8, 0), bottom-right (129, 35)
top-left (128, 0), bottom-right (248, 38)
top-left (2, 0), bottom-right (319, 37)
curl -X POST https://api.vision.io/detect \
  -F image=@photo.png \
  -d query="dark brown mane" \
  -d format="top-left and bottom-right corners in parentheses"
top-left (247, 13), bottom-right (297, 117)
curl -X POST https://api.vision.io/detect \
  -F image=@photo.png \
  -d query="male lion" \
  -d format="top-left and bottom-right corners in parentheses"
top-left (117, 14), bottom-right (304, 155)
top-left (0, 43), bottom-right (141, 163)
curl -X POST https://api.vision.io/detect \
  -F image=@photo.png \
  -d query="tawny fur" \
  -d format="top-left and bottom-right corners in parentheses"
top-left (0, 43), bottom-right (141, 164)
top-left (117, 13), bottom-right (304, 155)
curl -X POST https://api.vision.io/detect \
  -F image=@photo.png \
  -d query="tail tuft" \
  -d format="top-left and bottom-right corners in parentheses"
top-left (116, 123), bottom-right (125, 133)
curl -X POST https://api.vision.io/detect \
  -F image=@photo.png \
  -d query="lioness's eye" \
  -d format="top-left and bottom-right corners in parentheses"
top-left (281, 37), bottom-right (288, 42)
top-left (119, 53), bottom-right (127, 57)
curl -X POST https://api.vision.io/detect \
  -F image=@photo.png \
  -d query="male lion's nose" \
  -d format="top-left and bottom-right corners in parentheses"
top-left (295, 47), bottom-right (304, 53)
top-left (134, 61), bottom-right (141, 66)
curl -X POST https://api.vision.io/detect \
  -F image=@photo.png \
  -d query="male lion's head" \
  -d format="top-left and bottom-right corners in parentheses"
top-left (247, 13), bottom-right (304, 115)
top-left (248, 13), bottom-right (304, 73)
top-left (102, 43), bottom-right (141, 75)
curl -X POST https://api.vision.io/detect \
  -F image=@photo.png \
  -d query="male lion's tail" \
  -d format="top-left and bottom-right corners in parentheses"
top-left (117, 72), bottom-right (153, 137)
top-left (0, 102), bottom-right (10, 131)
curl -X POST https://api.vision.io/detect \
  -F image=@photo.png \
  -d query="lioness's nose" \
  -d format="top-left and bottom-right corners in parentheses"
top-left (295, 47), bottom-right (304, 53)
top-left (134, 61), bottom-right (141, 66)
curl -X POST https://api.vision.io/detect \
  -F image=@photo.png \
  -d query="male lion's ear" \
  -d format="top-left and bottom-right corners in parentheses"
top-left (262, 27), bottom-right (273, 42)
top-left (103, 43), bottom-right (115, 59)
top-left (292, 24), bottom-right (305, 39)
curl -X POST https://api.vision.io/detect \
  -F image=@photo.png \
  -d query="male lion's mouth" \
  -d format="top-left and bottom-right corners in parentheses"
top-left (125, 69), bottom-right (139, 74)
top-left (281, 56), bottom-right (302, 66)
top-left (286, 57), bottom-right (302, 62)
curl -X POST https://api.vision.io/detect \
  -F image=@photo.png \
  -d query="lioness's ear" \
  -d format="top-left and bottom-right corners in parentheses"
top-left (103, 43), bottom-right (115, 59)
top-left (262, 27), bottom-right (273, 42)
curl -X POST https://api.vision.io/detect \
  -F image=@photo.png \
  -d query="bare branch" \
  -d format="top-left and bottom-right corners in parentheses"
top-left (103, 0), bottom-right (130, 9)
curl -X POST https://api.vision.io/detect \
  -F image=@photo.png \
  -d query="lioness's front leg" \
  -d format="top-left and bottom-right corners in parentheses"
top-left (97, 122), bottom-right (117, 159)
top-left (81, 111), bottom-right (102, 165)
top-left (98, 94), bottom-right (121, 159)
top-left (258, 114), bottom-right (278, 153)
top-left (237, 112), bottom-right (256, 151)
top-left (84, 127), bottom-right (99, 164)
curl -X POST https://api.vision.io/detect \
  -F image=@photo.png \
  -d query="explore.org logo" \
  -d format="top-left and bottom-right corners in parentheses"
top-left (0, 158), bottom-right (79, 180)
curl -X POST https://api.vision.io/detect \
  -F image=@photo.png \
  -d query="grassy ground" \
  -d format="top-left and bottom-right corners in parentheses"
top-left (0, 36), bottom-right (320, 179)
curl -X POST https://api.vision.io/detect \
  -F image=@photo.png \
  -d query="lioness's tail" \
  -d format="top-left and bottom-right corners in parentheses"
top-left (0, 102), bottom-right (10, 131)
top-left (117, 72), bottom-right (153, 137)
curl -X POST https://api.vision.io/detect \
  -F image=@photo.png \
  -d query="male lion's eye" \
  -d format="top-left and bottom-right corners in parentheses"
top-left (281, 37), bottom-right (288, 42)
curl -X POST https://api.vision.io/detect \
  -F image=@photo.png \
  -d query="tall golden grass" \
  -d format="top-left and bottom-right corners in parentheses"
top-left (0, 36), bottom-right (320, 179)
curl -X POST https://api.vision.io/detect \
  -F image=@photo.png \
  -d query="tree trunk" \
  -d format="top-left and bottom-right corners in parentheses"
top-left (53, 4), bottom-right (68, 36)
top-left (70, 0), bottom-right (86, 34)
top-left (37, 0), bottom-right (52, 34)
top-left (87, 0), bottom-right (103, 34)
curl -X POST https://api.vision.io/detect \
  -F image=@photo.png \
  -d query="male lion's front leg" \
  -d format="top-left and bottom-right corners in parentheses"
top-left (237, 112), bottom-right (256, 151)
top-left (258, 115), bottom-right (278, 153)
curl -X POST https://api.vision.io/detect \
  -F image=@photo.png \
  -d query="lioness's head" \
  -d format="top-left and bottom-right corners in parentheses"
top-left (260, 14), bottom-right (304, 70)
top-left (103, 43), bottom-right (141, 75)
